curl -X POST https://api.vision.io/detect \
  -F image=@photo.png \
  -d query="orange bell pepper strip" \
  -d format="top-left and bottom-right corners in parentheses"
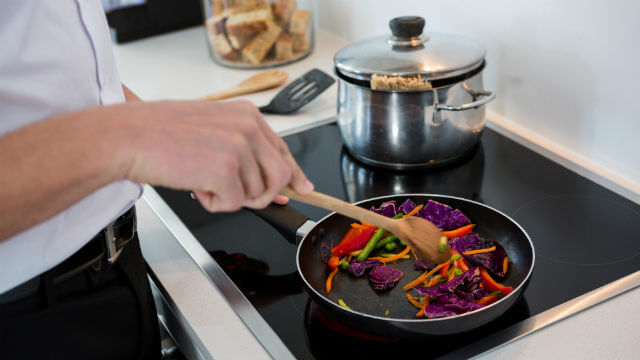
top-left (479, 267), bottom-right (513, 295)
top-left (441, 224), bottom-right (475, 239)
top-left (476, 295), bottom-right (498, 306)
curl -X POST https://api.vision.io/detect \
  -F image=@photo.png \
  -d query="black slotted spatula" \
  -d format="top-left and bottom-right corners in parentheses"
top-left (259, 68), bottom-right (335, 115)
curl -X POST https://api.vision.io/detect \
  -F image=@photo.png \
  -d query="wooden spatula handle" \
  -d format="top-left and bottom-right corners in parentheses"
top-left (280, 186), bottom-right (399, 231)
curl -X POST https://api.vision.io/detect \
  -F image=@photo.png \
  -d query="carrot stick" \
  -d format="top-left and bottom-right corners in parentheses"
top-left (448, 267), bottom-right (456, 281)
top-left (403, 204), bottom-right (424, 218)
top-left (340, 228), bottom-right (360, 244)
top-left (368, 245), bottom-right (411, 263)
top-left (325, 267), bottom-right (339, 294)
top-left (503, 257), bottom-right (509, 274)
top-left (441, 224), bottom-right (475, 239)
top-left (426, 275), bottom-right (441, 287)
top-left (416, 297), bottom-right (429, 317)
top-left (406, 294), bottom-right (423, 309)
top-left (403, 261), bottom-right (447, 291)
top-left (463, 246), bottom-right (496, 255)
top-left (440, 261), bottom-right (450, 277)
top-left (350, 223), bottom-right (369, 230)
top-left (360, 221), bottom-right (373, 227)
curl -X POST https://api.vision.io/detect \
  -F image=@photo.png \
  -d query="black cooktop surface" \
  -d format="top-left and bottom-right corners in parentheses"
top-left (155, 124), bottom-right (640, 359)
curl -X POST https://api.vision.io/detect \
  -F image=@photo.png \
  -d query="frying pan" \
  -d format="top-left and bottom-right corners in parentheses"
top-left (250, 194), bottom-right (534, 338)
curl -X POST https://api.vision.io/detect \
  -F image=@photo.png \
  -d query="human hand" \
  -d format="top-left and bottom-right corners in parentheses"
top-left (116, 100), bottom-right (313, 212)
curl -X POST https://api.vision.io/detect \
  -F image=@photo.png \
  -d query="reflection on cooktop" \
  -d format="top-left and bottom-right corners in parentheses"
top-left (513, 195), bottom-right (640, 265)
top-left (340, 143), bottom-right (485, 203)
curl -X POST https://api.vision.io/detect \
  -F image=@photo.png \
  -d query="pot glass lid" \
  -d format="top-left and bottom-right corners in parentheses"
top-left (334, 16), bottom-right (486, 81)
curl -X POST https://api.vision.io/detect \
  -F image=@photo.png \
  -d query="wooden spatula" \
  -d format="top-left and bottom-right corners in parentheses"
top-left (195, 70), bottom-right (288, 101)
top-left (280, 187), bottom-right (449, 264)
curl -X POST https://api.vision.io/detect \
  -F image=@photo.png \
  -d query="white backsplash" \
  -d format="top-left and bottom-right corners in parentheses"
top-left (318, 0), bottom-right (640, 197)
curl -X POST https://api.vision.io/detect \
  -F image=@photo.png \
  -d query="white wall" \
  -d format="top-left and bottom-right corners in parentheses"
top-left (317, 0), bottom-right (640, 199)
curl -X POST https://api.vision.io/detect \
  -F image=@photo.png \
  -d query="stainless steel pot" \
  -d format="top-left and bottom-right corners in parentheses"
top-left (334, 16), bottom-right (496, 169)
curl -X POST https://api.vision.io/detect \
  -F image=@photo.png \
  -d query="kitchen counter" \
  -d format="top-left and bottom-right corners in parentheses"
top-left (113, 26), bottom-right (640, 359)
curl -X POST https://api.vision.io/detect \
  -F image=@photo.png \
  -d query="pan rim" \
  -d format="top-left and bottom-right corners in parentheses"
top-left (295, 193), bottom-right (535, 323)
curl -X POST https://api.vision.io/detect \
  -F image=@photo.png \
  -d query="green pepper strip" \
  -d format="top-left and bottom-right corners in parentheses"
top-left (450, 254), bottom-right (462, 262)
top-left (384, 242), bottom-right (397, 251)
top-left (487, 290), bottom-right (502, 297)
top-left (356, 227), bottom-right (386, 261)
top-left (374, 234), bottom-right (397, 249)
top-left (356, 213), bottom-right (403, 261)
top-left (339, 260), bottom-right (349, 271)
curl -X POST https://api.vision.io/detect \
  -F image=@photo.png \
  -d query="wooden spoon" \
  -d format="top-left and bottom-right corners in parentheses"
top-left (280, 187), bottom-right (450, 264)
top-left (195, 70), bottom-right (288, 101)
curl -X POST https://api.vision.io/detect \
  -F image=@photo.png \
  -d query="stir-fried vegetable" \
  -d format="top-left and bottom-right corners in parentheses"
top-left (324, 198), bottom-right (513, 319)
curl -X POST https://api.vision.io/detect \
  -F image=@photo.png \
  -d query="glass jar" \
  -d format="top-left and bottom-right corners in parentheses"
top-left (203, 0), bottom-right (315, 68)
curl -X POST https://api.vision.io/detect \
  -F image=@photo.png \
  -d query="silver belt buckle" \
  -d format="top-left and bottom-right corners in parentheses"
top-left (104, 223), bottom-right (123, 264)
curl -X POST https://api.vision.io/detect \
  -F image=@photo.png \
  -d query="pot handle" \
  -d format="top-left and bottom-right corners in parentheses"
top-left (245, 203), bottom-right (312, 245)
top-left (434, 90), bottom-right (495, 114)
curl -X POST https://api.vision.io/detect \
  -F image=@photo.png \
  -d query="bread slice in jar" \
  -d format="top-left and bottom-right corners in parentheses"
top-left (275, 33), bottom-right (293, 61)
top-left (210, 33), bottom-right (239, 60)
top-left (226, 1), bottom-right (272, 36)
top-left (288, 9), bottom-right (310, 34)
top-left (242, 21), bottom-right (283, 64)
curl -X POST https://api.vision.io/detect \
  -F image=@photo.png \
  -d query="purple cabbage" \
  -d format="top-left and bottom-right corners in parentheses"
top-left (422, 298), bottom-right (485, 318)
top-left (398, 199), bottom-right (417, 215)
top-left (449, 233), bottom-right (508, 277)
top-left (370, 200), bottom-right (397, 218)
top-left (413, 259), bottom-right (435, 271)
top-left (319, 243), bottom-right (332, 264)
top-left (417, 200), bottom-right (471, 231)
top-left (347, 259), bottom-right (381, 277)
top-left (368, 266), bottom-right (403, 291)
top-left (414, 267), bottom-right (484, 299)
top-left (413, 267), bottom-right (486, 318)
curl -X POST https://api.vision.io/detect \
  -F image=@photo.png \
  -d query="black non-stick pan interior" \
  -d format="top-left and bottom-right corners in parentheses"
top-left (296, 194), bottom-right (534, 334)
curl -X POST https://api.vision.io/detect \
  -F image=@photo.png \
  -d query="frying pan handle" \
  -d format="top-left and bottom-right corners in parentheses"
top-left (245, 203), bottom-right (311, 245)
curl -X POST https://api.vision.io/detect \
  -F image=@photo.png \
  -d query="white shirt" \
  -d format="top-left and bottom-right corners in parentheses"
top-left (0, 0), bottom-right (141, 293)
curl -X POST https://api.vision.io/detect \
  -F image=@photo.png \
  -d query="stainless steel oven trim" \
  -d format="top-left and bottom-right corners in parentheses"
top-left (139, 186), bottom-right (295, 360)
top-left (443, 269), bottom-right (640, 359)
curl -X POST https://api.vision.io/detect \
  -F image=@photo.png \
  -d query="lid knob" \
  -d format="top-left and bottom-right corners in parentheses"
top-left (389, 16), bottom-right (425, 38)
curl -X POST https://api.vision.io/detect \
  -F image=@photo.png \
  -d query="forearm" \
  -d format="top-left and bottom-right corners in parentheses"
top-left (0, 107), bottom-right (130, 241)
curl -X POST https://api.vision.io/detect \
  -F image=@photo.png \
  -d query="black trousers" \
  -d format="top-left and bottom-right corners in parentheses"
top-left (0, 235), bottom-right (161, 360)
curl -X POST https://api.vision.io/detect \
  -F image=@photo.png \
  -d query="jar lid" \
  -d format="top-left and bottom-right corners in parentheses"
top-left (334, 16), bottom-right (486, 82)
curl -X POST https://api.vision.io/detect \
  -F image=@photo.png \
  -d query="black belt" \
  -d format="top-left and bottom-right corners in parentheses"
top-left (0, 206), bottom-right (137, 305)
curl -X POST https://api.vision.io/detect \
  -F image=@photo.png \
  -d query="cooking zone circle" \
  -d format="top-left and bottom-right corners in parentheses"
top-left (513, 195), bottom-right (640, 265)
